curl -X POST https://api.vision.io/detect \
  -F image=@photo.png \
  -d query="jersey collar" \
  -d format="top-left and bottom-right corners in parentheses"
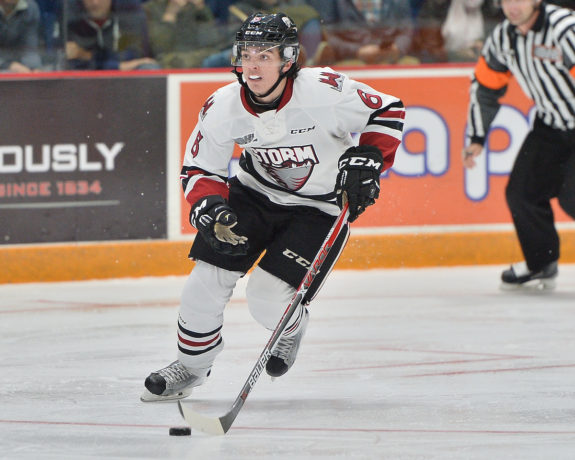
top-left (531, 1), bottom-right (546, 33)
top-left (240, 77), bottom-right (294, 115)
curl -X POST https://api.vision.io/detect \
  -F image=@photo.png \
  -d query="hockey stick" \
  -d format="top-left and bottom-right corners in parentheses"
top-left (178, 202), bottom-right (350, 435)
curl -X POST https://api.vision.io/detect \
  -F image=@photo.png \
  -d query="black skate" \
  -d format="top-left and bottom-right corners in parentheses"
top-left (266, 309), bottom-right (309, 378)
top-left (140, 360), bottom-right (210, 402)
top-left (501, 261), bottom-right (558, 291)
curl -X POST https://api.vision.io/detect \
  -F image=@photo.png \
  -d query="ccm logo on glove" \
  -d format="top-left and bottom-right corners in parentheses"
top-left (338, 156), bottom-right (382, 170)
top-left (335, 145), bottom-right (384, 222)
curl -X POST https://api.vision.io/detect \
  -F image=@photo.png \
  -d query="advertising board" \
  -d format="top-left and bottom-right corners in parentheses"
top-left (0, 77), bottom-right (167, 244)
top-left (168, 67), bottom-right (573, 239)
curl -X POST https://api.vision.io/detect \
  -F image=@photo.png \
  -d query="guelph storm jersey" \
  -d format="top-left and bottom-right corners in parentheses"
top-left (467, 2), bottom-right (575, 143)
top-left (181, 67), bottom-right (405, 216)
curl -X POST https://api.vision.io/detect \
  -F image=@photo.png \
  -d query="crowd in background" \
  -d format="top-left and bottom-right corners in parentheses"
top-left (0, 0), bottom-right (574, 72)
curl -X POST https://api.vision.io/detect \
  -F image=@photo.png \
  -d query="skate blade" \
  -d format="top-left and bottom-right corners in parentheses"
top-left (140, 387), bottom-right (193, 403)
top-left (500, 278), bottom-right (556, 292)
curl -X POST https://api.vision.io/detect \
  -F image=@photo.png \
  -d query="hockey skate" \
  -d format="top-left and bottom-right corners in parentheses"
top-left (500, 261), bottom-right (558, 291)
top-left (266, 309), bottom-right (309, 378)
top-left (140, 360), bottom-right (210, 402)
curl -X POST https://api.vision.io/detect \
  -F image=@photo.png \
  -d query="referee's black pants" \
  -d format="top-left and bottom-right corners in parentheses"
top-left (505, 117), bottom-right (575, 272)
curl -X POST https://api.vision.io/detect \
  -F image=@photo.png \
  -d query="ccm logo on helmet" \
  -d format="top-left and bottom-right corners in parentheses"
top-left (338, 156), bottom-right (382, 170)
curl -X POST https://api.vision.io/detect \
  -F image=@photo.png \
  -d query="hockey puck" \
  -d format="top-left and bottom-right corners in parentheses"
top-left (169, 426), bottom-right (191, 436)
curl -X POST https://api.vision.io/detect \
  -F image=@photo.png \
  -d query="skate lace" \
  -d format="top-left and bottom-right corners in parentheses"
top-left (159, 362), bottom-right (191, 384)
top-left (274, 335), bottom-right (295, 361)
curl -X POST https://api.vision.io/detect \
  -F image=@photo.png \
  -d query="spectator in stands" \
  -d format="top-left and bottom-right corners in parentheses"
top-left (204, 0), bottom-right (236, 24)
top-left (0, 0), bottom-right (42, 72)
top-left (401, 0), bottom-right (449, 63)
top-left (144, 0), bottom-right (220, 68)
top-left (410, 0), bottom-right (502, 63)
top-left (36, 0), bottom-right (60, 54)
top-left (442, 0), bottom-right (488, 62)
top-left (306, 0), bottom-right (416, 66)
top-left (66, 0), bottom-right (160, 70)
top-left (409, 0), bottom-right (425, 19)
top-left (305, 0), bottom-right (362, 26)
top-left (202, 0), bottom-right (321, 68)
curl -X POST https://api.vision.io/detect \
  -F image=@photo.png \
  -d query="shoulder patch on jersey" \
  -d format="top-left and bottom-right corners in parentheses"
top-left (318, 71), bottom-right (344, 92)
top-left (200, 95), bottom-right (215, 121)
top-left (234, 133), bottom-right (257, 145)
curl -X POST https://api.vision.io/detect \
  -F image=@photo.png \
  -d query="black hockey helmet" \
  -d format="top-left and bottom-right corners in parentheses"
top-left (231, 12), bottom-right (300, 67)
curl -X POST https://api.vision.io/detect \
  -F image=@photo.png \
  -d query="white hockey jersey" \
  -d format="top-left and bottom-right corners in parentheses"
top-left (181, 67), bottom-right (405, 216)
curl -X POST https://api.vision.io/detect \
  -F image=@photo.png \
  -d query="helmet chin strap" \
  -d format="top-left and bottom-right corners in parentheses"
top-left (233, 63), bottom-right (289, 101)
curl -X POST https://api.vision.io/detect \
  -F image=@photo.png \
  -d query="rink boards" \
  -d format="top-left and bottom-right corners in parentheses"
top-left (1, 66), bottom-right (574, 283)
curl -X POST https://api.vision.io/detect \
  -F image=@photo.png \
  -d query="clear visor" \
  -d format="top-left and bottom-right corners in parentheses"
top-left (231, 41), bottom-right (294, 66)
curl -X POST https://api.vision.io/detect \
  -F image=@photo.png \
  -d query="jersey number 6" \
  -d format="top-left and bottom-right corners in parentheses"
top-left (357, 89), bottom-right (383, 110)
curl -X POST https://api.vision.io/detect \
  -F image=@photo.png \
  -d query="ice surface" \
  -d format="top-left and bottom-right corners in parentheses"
top-left (1, 265), bottom-right (575, 459)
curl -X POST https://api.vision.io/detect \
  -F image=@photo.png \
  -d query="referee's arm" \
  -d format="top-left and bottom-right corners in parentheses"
top-left (468, 56), bottom-right (512, 146)
top-left (464, 49), bottom-right (511, 169)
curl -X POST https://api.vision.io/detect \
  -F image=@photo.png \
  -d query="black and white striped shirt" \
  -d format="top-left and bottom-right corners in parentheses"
top-left (467, 2), bottom-right (575, 143)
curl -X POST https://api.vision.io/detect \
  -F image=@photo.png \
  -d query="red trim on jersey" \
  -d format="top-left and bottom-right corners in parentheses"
top-left (239, 77), bottom-right (294, 114)
top-left (376, 108), bottom-right (406, 120)
top-left (178, 332), bottom-right (220, 347)
top-left (359, 132), bottom-right (399, 172)
top-left (240, 87), bottom-right (258, 116)
top-left (277, 77), bottom-right (294, 111)
top-left (184, 172), bottom-right (229, 207)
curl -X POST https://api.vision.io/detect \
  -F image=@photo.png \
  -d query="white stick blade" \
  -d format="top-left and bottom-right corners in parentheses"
top-left (178, 401), bottom-right (225, 435)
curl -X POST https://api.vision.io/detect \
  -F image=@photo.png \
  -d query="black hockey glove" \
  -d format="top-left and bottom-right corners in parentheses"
top-left (190, 195), bottom-right (248, 256)
top-left (335, 145), bottom-right (384, 222)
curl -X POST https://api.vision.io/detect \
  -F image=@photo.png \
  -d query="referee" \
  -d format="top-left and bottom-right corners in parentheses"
top-left (463, 0), bottom-right (575, 289)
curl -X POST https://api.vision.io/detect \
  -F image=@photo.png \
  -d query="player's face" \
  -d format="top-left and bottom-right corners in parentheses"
top-left (241, 45), bottom-right (291, 101)
top-left (501, 0), bottom-right (540, 29)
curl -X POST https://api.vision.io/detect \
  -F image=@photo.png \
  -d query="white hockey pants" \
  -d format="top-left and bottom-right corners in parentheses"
top-left (177, 261), bottom-right (304, 370)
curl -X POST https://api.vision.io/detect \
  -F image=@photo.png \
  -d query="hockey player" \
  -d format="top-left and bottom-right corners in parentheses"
top-left (463, 0), bottom-right (575, 290)
top-left (141, 12), bottom-right (405, 402)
